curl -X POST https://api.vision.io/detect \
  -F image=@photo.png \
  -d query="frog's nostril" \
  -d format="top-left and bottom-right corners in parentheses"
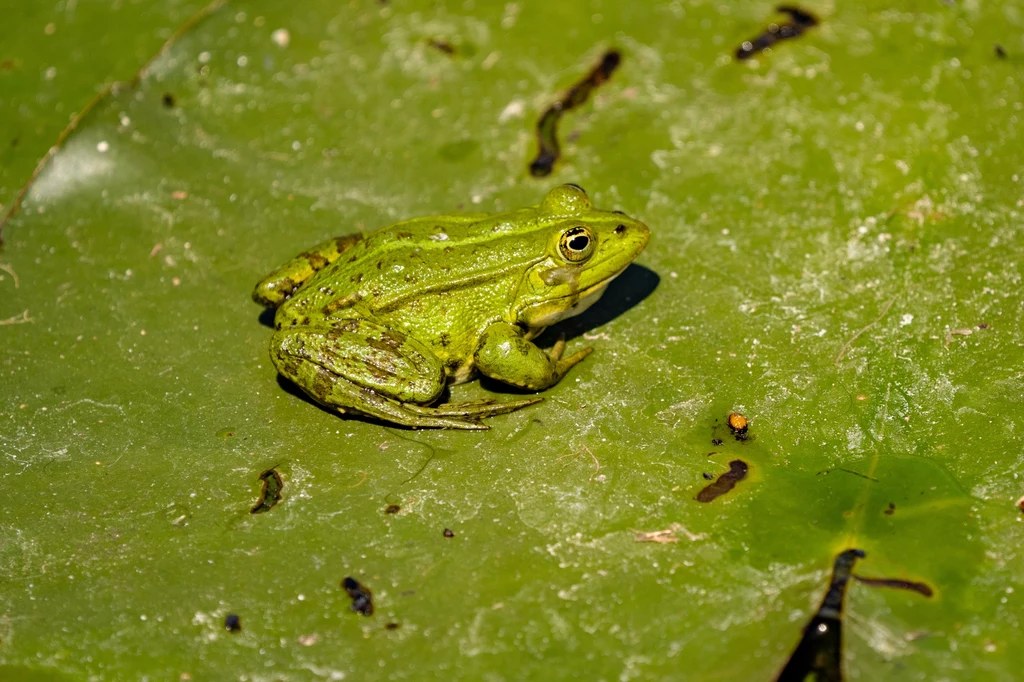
top-left (614, 224), bottom-right (626, 234)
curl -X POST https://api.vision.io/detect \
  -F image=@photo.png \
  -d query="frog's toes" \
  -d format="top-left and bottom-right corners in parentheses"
top-left (407, 396), bottom-right (543, 418)
top-left (558, 346), bottom-right (593, 369)
top-left (407, 415), bottom-right (490, 431)
top-left (548, 335), bottom-right (567, 361)
top-left (346, 391), bottom-right (491, 430)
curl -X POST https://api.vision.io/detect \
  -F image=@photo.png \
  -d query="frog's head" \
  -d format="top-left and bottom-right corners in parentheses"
top-left (514, 184), bottom-right (650, 329)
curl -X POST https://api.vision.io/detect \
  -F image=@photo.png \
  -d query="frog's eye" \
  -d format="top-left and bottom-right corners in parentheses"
top-left (559, 226), bottom-right (596, 263)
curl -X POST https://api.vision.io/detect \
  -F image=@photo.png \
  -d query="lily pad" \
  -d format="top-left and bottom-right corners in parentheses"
top-left (2, 1), bottom-right (1024, 680)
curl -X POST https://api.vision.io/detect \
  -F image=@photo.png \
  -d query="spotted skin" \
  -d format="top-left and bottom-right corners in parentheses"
top-left (253, 234), bottom-right (364, 308)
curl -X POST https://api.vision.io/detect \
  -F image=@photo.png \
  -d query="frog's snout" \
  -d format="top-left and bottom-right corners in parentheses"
top-left (610, 217), bottom-right (650, 257)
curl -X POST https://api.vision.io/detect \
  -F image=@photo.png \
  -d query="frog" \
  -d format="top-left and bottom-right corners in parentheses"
top-left (252, 184), bottom-right (650, 430)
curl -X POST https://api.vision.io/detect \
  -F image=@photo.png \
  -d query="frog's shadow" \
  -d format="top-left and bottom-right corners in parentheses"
top-left (265, 263), bottom-right (659, 404)
top-left (534, 263), bottom-right (659, 344)
top-left (482, 263), bottom-right (660, 395)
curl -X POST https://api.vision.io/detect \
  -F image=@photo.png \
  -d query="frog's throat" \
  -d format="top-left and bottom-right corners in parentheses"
top-left (522, 270), bottom-right (622, 329)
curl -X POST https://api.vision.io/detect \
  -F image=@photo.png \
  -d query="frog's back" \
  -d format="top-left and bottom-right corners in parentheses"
top-left (277, 209), bottom-right (550, 333)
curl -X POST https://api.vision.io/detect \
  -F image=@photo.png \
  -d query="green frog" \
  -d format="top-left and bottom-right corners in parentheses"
top-left (252, 184), bottom-right (649, 430)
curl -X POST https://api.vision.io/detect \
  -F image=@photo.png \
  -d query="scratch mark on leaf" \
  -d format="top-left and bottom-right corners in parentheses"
top-left (834, 295), bottom-right (899, 365)
top-left (55, 399), bottom-right (125, 413)
top-left (634, 523), bottom-right (706, 544)
top-left (836, 467), bottom-right (879, 483)
top-left (555, 443), bottom-right (602, 482)
top-left (345, 471), bottom-right (368, 489)
top-left (0, 310), bottom-right (32, 326)
top-left (944, 327), bottom-right (974, 348)
top-left (0, 263), bottom-right (19, 288)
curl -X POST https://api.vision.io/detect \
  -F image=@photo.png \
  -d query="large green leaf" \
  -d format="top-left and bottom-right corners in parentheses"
top-left (3, 1), bottom-right (1023, 679)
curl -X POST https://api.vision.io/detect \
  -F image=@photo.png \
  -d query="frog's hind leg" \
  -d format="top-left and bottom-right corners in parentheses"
top-left (270, 321), bottom-right (531, 430)
top-left (253, 233), bottom-right (364, 308)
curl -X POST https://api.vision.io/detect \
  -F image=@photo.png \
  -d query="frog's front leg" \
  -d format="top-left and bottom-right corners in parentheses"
top-left (253, 233), bottom-right (363, 308)
top-left (474, 322), bottom-right (593, 391)
top-left (270, 320), bottom-right (539, 429)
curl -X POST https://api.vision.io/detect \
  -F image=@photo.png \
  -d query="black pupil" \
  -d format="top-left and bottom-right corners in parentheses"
top-left (568, 235), bottom-right (589, 251)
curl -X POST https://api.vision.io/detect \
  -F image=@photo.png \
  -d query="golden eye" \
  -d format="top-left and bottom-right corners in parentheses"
top-left (559, 226), bottom-right (595, 262)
